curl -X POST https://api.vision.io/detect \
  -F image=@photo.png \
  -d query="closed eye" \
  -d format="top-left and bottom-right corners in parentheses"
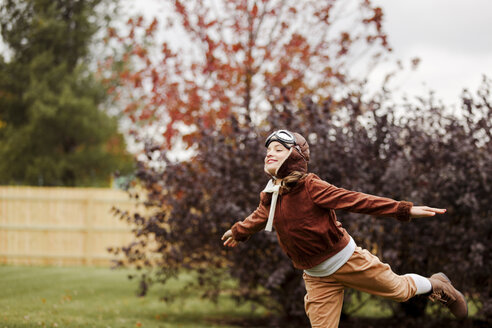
top-left (266, 148), bottom-right (284, 155)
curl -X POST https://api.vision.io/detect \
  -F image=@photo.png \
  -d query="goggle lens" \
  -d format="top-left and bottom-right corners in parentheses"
top-left (265, 130), bottom-right (296, 147)
top-left (277, 131), bottom-right (294, 141)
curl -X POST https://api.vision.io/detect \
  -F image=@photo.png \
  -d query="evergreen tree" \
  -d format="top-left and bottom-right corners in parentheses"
top-left (0, 0), bottom-right (132, 186)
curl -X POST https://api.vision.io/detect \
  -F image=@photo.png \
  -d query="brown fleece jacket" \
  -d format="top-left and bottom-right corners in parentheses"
top-left (231, 173), bottom-right (413, 270)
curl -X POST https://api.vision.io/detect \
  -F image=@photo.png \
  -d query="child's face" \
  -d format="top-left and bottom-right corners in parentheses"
top-left (264, 141), bottom-right (291, 175)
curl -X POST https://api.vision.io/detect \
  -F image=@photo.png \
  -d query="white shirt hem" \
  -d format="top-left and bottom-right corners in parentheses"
top-left (304, 236), bottom-right (356, 277)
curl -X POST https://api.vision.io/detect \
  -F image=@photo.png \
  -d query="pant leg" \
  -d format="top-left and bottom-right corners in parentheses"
top-left (331, 247), bottom-right (417, 302)
top-left (303, 272), bottom-right (345, 328)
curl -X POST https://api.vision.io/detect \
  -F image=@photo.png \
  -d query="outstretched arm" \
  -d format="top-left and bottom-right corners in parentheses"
top-left (307, 176), bottom-right (414, 221)
top-left (410, 206), bottom-right (446, 218)
top-left (221, 199), bottom-right (269, 247)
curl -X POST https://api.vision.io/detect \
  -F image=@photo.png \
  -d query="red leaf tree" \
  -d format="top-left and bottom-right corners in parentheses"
top-left (100, 0), bottom-right (391, 149)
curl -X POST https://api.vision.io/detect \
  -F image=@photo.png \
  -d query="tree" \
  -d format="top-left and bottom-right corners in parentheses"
top-left (0, 0), bottom-right (132, 186)
top-left (100, 0), bottom-right (392, 150)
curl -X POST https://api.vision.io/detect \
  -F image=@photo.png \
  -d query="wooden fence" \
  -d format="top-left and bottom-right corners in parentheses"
top-left (0, 186), bottom-right (141, 266)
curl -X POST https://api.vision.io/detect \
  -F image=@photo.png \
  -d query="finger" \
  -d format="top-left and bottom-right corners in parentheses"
top-left (421, 209), bottom-right (444, 216)
top-left (412, 210), bottom-right (433, 218)
top-left (224, 237), bottom-right (235, 247)
top-left (422, 206), bottom-right (446, 213)
top-left (421, 210), bottom-right (436, 217)
top-left (221, 231), bottom-right (230, 240)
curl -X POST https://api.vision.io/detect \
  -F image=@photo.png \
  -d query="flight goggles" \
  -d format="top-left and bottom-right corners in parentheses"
top-left (265, 130), bottom-right (297, 148)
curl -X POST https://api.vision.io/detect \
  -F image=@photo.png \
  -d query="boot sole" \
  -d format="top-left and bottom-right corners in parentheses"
top-left (436, 272), bottom-right (468, 319)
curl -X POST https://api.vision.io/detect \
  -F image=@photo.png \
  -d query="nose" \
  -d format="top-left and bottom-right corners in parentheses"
top-left (266, 149), bottom-right (274, 157)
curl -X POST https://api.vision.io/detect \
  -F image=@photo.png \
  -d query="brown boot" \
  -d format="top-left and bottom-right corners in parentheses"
top-left (428, 272), bottom-right (468, 319)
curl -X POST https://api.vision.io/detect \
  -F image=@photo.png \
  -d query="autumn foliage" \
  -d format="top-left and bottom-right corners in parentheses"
top-left (100, 0), bottom-right (392, 149)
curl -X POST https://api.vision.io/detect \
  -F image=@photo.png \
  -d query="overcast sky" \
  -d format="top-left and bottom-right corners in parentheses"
top-left (2, 1), bottom-right (489, 108)
top-left (123, 0), bottom-right (492, 107)
top-left (372, 0), bottom-right (492, 106)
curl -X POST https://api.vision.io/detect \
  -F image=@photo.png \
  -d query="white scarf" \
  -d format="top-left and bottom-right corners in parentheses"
top-left (262, 179), bottom-right (280, 231)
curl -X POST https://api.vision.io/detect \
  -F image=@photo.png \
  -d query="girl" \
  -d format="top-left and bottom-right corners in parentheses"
top-left (222, 130), bottom-right (467, 327)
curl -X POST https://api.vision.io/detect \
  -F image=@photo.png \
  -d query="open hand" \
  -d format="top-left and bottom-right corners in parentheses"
top-left (221, 229), bottom-right (239, 247)
top-left (410, 206), bottom-right (446, 218)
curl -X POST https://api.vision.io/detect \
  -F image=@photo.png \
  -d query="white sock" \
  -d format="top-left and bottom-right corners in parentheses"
top-left (406, 273), bottom-right (432, 295)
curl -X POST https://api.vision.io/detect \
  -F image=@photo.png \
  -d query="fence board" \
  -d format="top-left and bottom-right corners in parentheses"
top-left (0, 186), bottom-right (142, 266)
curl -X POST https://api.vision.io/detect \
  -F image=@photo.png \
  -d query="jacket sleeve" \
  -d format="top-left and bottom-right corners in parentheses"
top-left (306, 176), bottom-right (413, 222)
top-left (231, 201), bottom-right (269, 241)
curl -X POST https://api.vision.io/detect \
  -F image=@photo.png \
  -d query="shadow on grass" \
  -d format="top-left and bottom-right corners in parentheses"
top-left (205, 316), bottom-right (490, 328)
top-left (340, 317), bottom-right (490, 328)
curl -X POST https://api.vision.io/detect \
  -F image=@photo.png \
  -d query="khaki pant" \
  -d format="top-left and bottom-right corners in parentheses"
top-left (303, 247), bottom-right (417, 328)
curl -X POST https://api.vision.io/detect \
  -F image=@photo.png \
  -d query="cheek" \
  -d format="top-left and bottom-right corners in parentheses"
top-left (279, 151), bottom-right (290, 161)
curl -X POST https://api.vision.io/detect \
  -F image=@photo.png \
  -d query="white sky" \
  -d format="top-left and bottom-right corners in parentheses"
top-left (372, 0), bottom-right (492, 106)
top-left (122, 0), bottom-right (492, 108)
top-left (1, 0), bottom-right (490, 108)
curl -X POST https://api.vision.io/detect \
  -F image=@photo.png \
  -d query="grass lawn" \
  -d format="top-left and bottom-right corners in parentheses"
top-left (0, 265), bottom-right (482, 328)
top-left (0, 265), bottom-right (270, 328)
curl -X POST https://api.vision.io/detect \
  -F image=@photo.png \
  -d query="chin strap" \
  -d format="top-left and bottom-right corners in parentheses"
top-left (263, 179), bottom-right (281, 232)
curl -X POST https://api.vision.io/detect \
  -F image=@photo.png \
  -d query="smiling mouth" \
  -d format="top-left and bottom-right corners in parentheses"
top-left (266, 160), bottom-right (277, 164)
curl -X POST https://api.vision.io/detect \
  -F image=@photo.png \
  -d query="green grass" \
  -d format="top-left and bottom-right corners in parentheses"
top-left (0, 266), bottom-right (482, 328)
top-left (0, 265), bottom-right (269, 328)
top-left (343, 292), bottom-right (393, 318)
